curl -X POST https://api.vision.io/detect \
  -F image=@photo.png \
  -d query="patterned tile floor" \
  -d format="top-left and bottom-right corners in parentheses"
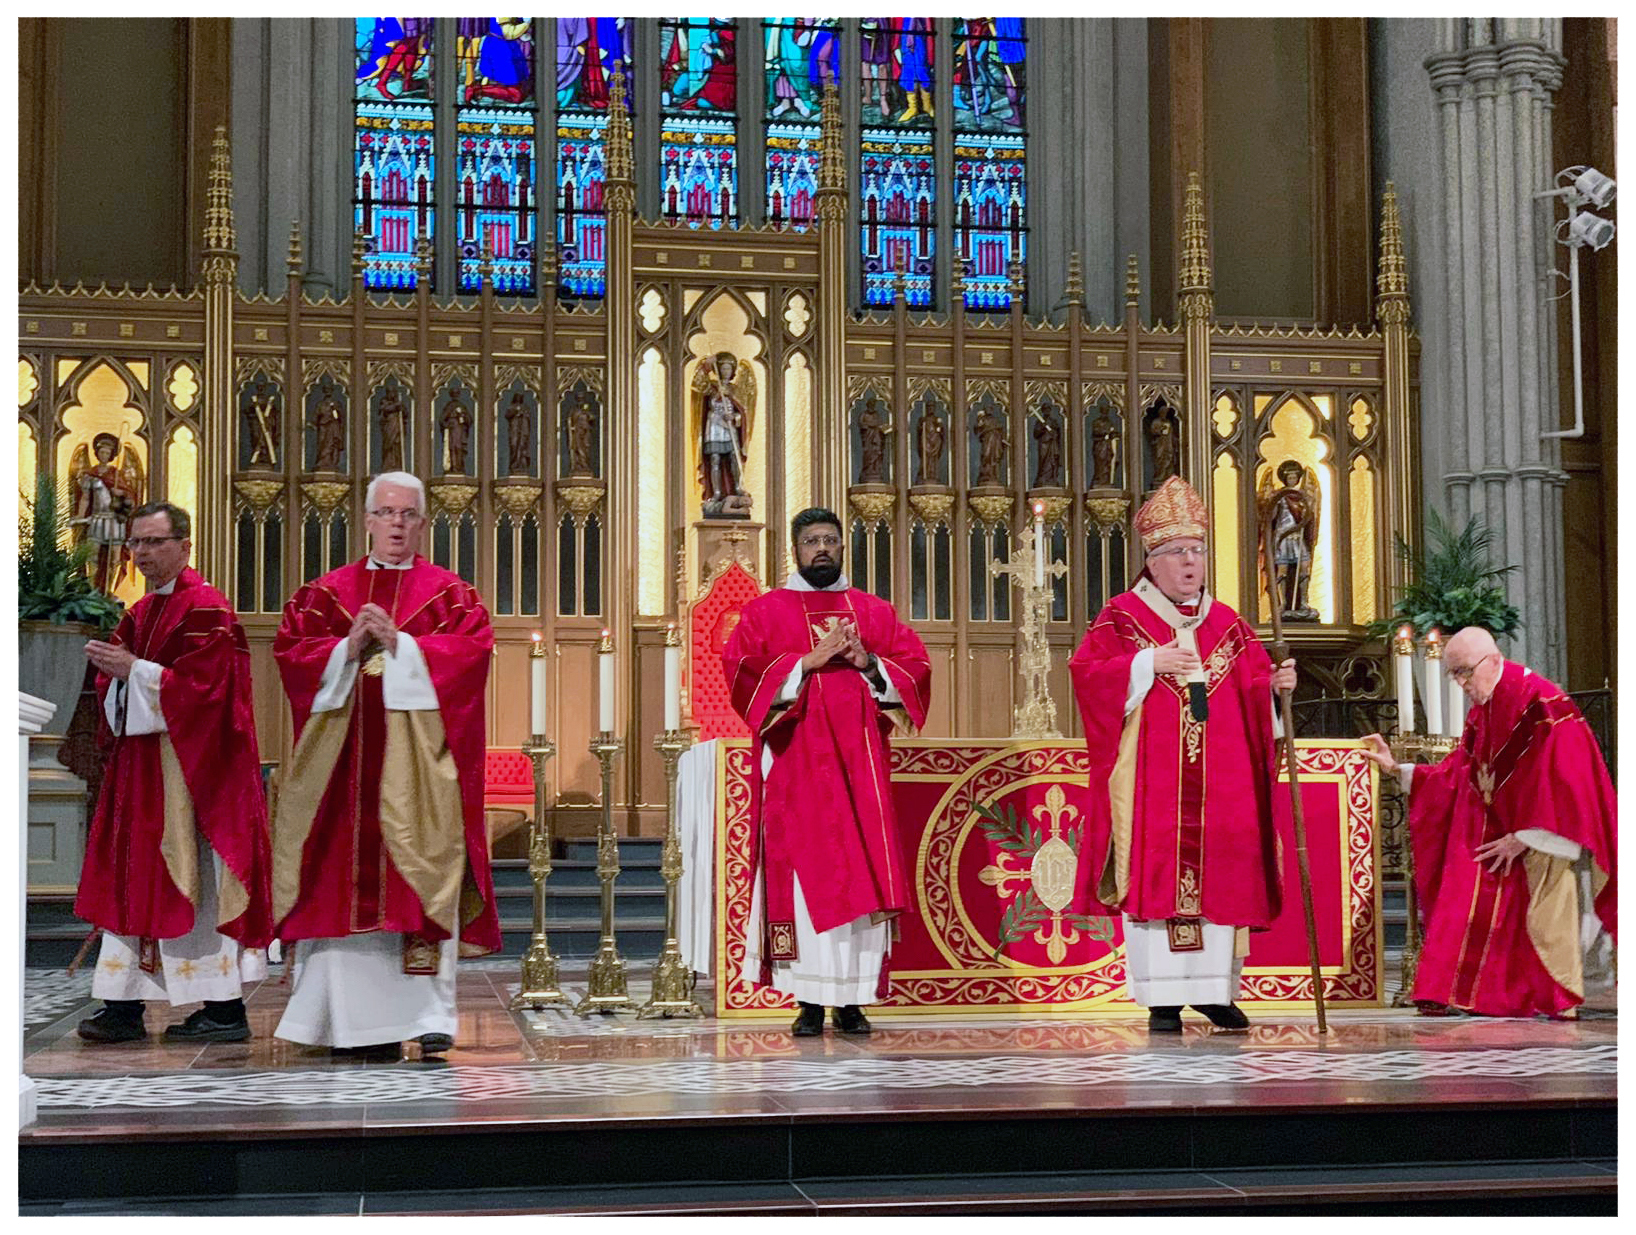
top-left (21, 963), bottom-right (1617, 1134)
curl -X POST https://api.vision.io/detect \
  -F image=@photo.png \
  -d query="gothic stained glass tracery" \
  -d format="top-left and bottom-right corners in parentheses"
top-left (556, 17), bottom-right (633, 298)
top-left (860, 128), bottom-right (935, 307)
top-left (354, 18), bottom-right (436, 291)
top-left (952, 18), bottom-right (1026, 311)
top-left (763, 18), bottom-right (838, 232)
top-left (659, 19), bottom-right (738, 229)
top-left (455, 19), bottom-right (536, 294)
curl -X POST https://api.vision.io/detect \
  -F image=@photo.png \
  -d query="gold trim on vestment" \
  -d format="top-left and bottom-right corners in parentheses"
top-left (1099, 700), bottom-right (1142, 907)
top-left (1523, 849), bottom-right (1584, 999)
top-left (272, 698), bottom-right (355, 923)
top-left (158, 734), bottom-right (200, 908)
top-left (377, 709), bottom-right (467, 939)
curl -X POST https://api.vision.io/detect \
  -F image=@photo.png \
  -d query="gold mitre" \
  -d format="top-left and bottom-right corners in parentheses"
top-left (1134, 475), bottom-right (1208, 552)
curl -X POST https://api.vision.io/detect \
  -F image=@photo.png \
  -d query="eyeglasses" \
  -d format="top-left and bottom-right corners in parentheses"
top-left (126, 536), bottom-right (183, 550)
top-left (797, 534), bottom-right (842, 549)
top-left (369, 507), bottom-right (425, 524)
top-left (1151, 545), bottom-right (1206, 561)
top-left (1447, 652), bottom-right (1497, 684)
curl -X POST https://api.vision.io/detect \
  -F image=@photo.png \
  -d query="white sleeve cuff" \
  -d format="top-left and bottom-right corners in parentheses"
top-left (380, 631), bottom-right (440, 711)
top-left (1271, 698), bottom-right (1284, 741)
top-left (1515, 827), bottom-right (1583, 861)
top-left (869, 657), bottom-right (903, 705)
top-left (1125, 649), bottom-right (1156, 716)
top-left (310, 639), bottom-right (359, 714)
top-left (1396, 763), bottom-right (1417, 795)
top-left (774, 661), bottom-right (804, 705)
top-left (120, 660), bottom-right (168, 735)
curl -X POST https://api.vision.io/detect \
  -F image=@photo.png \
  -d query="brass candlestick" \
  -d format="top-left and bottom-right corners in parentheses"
top-left (511, 734), bottom-right (569, 1010)
top-left (640, 727), bottom-right (702, 1019)
top-left (1388, 731), bottom-right (1458, 1007)
top-left (577, 732), bottom-right (633, 1013)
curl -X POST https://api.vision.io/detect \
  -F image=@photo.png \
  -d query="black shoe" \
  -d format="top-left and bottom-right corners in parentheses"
top-left (331, 1042), bottom-right (402, 1061)
top-left (77, 1003), bottom-right (148, 1043)
top-left (417, 1032), bottom-right (453, 1055)
top-left (163, 1000), bottom-right (250, 1043)
top-left (791, 1002), bottom-right (825, 1037)
top-left (832, 1004), bottom-right (872, 1036)
top-left (1147, 1006), bottom-right (1184, 1033)
top-left (1192, 1002), bottom-right (1249, 1030)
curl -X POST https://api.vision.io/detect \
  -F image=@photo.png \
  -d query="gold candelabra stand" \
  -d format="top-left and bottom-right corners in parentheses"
top-left (639, 726), bottom-right (703, 1019)
top-left (991, 521), bottom-right (1069, 739)
top-left (1387, 730), bottom-right (1458, 1007)
top-left (510, 734), bottom-right (569, 1010)
top-left (577, 732), bottom-right (634, 1013)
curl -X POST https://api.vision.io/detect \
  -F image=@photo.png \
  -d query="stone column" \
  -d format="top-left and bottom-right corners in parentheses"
top-left (814, 85), bottom-right (849, 521)
top-left (1423, 20), bottom-right (1568, 677)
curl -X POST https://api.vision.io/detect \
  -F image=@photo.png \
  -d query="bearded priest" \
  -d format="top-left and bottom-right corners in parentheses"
top-left (270, 471), bottom-right (498, 1059)
top-left (723, 507), bottom-right (932, 1038)
top-left (1069, 476), bottom-right (1297, 1034)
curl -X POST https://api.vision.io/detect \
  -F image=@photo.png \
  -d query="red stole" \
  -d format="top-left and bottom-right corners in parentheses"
top-left (1409, 661), bottom-right (1617, 1015)
top-left (1069, 586), bottom-right (1282, 931)
top-left (75, 568), bottom-right (273, 946)
top-left (723, 583), bottom-right (931, 979)
top-left (272, 556), bottom-right (499, 954)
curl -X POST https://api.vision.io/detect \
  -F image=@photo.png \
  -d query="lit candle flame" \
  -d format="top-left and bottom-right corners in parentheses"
top-left (1398, 625), bottom-right (1412, 640)
top-left (531, 630), bottom-right (542, 643)
top-left (1033, 502), bottom-right (1044, 516)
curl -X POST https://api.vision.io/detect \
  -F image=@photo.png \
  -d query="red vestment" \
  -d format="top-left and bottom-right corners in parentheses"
top-left (1408, 661), bottom-right (1617, 1016)
top-left (723, 584), bottom-right (931, 973)
top-left (1068, 585), bottom-right (1283, 932)
top-left (272, 557), bottom-right (499, 955)
top-left (75, 568), bottom-right (273, 946)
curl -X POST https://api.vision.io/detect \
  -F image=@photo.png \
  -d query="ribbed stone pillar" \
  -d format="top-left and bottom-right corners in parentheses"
top-left (1423, 19), bottom-right (1568, 678)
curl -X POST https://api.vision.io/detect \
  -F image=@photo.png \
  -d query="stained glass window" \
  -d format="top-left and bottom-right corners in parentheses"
top-left (763, 18), bottom-right (838, 232)
top-left (860, 19), bottom-right (935, 306)
top-left (952, 19), bottom-right (1027, 310)
top-left (659, 19), bottom-right (738, 228)
top-left (455, 19), bottom-right (536, 294)
top-left (556, 18), bottom-right (632, 298)
top-left (354, 18), bottom-right (436, 291)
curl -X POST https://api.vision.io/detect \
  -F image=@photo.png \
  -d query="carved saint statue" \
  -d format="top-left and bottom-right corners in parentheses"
top-left (441, 388), bottom-right (472, 474)
top-left (973, 407), bottom-right (1007, 487)
top-left (309, 379), bottom-right (345, 472)
top-left (1146, 407), bottom-right (1178, 487)
top-left (564, 391), bottom-right (598, 477)
top-left (691, 350), bottom-right (757, 517)
top-left (1031, 408), bottom-right (1063, 489)
top-left (377, 386), bottom-right (409, 473)
top-left (1090, 407), bottom-right (1120, 489)
top-left (244, 378), bottom-right (279, 468)
top-left (504, 391), bottom-right (533, 474)
top-left (857, 396), bottom-right (891, 484)
top-left (68, 432), bottom-right (144, 595)
top-left (1257, 459), bottom-right (1322, 621)
top-left (915, 406), bottom-right (946, 486)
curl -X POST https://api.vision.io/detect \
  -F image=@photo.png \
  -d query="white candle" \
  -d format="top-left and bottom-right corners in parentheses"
top-left (1446, 674), bottom-right (1466, 737)
top-left (664, 623), bottom-right (681, 733)
top-left (1393, 626), bottom-right (1415, 735)
top-left (529, 631), bottom-right (548, 737)
top-left (1422, 630), bottom-right (1444, 738)
top-left (1033, 503), bottom-right (1045, 588)
top-left (598, 628), bottom-right (615, 734)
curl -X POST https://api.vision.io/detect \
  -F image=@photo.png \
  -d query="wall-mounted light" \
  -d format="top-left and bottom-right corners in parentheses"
top-left (1535, 166), bottom-right (1616, 440)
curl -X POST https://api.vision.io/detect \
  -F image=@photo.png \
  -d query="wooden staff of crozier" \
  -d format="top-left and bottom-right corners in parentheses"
top-left (1261, 513), bottom-right (1328, 1034)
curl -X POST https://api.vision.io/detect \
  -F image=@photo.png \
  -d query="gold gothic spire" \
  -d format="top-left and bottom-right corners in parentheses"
top-left (1064, 250), bottom-right (1084, 306)
top-left (204, 126), bottom-right (236, 255)
top-left (819, 84), bottom-right (844, 192)
top-left (1178, 172), bottom-right (1211, 295)
top-left (287, 220), bottom-right (303, 275)
top-left (606, 63), bottom-right (633, 184)
top-left (1376, 182), bottom-right (1410, 324)
top-left (1125, 254), bottom-right (1141, 305)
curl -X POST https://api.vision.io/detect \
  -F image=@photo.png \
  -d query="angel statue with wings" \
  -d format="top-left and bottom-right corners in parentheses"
top-left (1257, 458), bottom-right (1321, 621)
top-left (692, 350), bottom-right (756, 518)
top-left (69, 431), bottom-right (146, 596)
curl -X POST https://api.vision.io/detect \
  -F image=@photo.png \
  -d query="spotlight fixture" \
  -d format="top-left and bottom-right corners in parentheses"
top-left (1536, 165), bottom-right (1616, 441)
top-left (1572, 167), bottom-right (1616, 209)
top-left (1568, 210), bottom-right (1616, 251)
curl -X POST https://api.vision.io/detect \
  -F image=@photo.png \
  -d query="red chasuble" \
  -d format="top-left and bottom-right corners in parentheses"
top-left (723, 584), bottom-right (931, 970)
top-left (271, 557), bottom-right (500, 957)
top-left (1408, 661), bottom-right (1617, 1016)
top-left (75, 567), bottom-right (273, 947)
top-left (1068, 584), bottom-right (1283, 934)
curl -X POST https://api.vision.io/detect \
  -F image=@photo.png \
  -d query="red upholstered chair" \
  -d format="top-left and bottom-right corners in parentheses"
top-left (483, 749), bottom-right (536, 845)
top-left (685, 559), bottom-right (761, 740)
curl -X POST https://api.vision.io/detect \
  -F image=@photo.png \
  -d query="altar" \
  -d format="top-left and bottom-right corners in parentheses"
top-left (677, 737), bottom-right (1382, 1018)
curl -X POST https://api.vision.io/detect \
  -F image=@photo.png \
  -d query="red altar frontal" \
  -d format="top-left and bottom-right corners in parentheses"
top-left (713, 738), bottom-right (1382, 1017)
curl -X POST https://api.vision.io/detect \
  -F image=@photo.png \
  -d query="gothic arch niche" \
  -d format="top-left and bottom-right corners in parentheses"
top-left (636, 345), bottom-right (669, 615)
top-left (495, 377), bottom-right (540, 478)
top-left (432, 370), bottom-right (478, 477)
top-left (236, 366), bottom-right (283, 471)
top-left (850, 390), bottom-right (893, 486)
top-left (366, 372), bottom-right (414, 475)
top-left (55, 358), bottom-right (150, 608)
top-left (685, 288), bottom-right (767, 527)
top-left (303, 371), bottom-right (349, 473)
top-left (1254, 392), bottom-right (1335, 625)
top-left (1140, 395), bottom-right (1181, 494)
top-left (782, 350), bottom-right (813, 525)
top-left (1083, 394), bottom-right (1124, 491)
top-left (908, 384), bottom-right (950, 488)
top-left (558, 376), bottom-right (603, 479)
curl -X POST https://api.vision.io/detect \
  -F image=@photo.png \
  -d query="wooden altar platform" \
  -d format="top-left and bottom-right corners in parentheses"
top-left (20, 960), bottom-right (1615, 1215)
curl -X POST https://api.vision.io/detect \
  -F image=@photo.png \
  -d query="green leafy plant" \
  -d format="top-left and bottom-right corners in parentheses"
top-left (18, 472), bottom-right (125, 630)
top-left (1369, 508), bottom-right (1520, 641)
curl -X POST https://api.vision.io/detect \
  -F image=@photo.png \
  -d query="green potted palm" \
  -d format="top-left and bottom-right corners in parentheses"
top-left (1371, 509), bottom-right (1522, 642)
top-left (19, 472), bottom-right (125, 746)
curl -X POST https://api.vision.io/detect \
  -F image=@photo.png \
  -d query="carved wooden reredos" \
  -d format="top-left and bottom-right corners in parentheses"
top-left (18, 93), bottom-right (1419, 835)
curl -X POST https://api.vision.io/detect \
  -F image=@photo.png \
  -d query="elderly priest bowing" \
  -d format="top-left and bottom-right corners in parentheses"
top-left (724, 507), bottom-right (932, 1037)
top-left (271, 471), bottom-right (497, 1058)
